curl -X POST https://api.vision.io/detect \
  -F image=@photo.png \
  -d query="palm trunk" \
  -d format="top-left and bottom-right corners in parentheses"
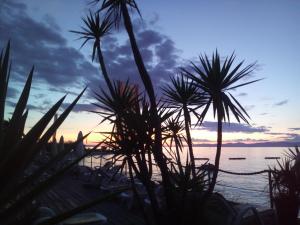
top-left (120, 2), bottom-right (173, 207)
top-left (183, 107), bottom-right (196, 178)
top-left (209, 112), bottom-right (222, 192)
top-left (96, 45), bottom-right (114, 95)
top-left (174, 138), bottom-right (183, 175)
top-left (128, 157), bottom-right (160, 225)
top-left (120, 3), bottom-right (155, 104)
top-left (128, 163), bottom-right (152, 225)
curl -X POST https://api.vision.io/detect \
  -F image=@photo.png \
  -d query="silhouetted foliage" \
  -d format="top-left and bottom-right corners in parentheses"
top-left (182, 51), bottom-right (260, 193)
top-left (0, 42), bottom-right (121, 225)
top-left (162, 74), bottom-right (206, 178)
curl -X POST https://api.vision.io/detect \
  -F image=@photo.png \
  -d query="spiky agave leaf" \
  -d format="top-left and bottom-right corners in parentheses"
top-left (1, 143), bottom-right (100, 221)
top-left (284, 146), bottom-right (300, 161)
top-left (1, 67), bottom-right (34, 156)
top-left (0, 42), bottom-right (10, 123)
top-left (0, 42), bottom-right (91, 224)
top-left (271, 158), bottom-right (299, 196)
top-left (0, 95), bottom-right (66, 185)
top-left (0, 133), bottom-right (91, 206)
top-left (14, 88), bottom-right (86, 183)
top-left (0, 41), bottom-right (11, 148)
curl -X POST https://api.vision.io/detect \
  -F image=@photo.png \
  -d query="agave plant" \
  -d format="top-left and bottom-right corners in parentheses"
top-left (182, 50), bottom-right (260, 193)
top-left (285, 146), bottom-right (300, 161)
top-left (271, 156), bottom-right (300, 225)
top-left (0, 42), bottom-right (126, 225)
top-left (271, 159), bottom-right (299, 196)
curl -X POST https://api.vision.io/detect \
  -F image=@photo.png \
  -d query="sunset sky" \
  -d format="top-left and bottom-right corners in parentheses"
top-left (1, 0), bottom-right (299, 146)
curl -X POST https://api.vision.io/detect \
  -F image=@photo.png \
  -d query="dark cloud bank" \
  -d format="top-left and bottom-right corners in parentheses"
top-left (192, 121), bottom-right (300, 147)
top-left (0, 0), bottom-right (181, 104)
top-left (193, 121), bottom-right (270, 133)
top-left (0, 1), bottom-right (98, 89)
top-left (273, 100), bottom-right (288, 106)
top-left (2, 1), bottom-right (298, 147)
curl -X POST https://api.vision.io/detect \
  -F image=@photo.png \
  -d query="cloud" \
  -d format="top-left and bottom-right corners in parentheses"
top-left (61, 103), bottom-right (98, 113)
top-left (260, 112), bottom-right (268, 116)
top-left (27, 103), bottom-right (47, 112)
top-left (273, 99), bottom-right (288, 106)
top-left (193, 121), bottom-right (270, 133)
top-left (6, 101), bottom-right (16, 108)
top-left (231, 138), bottom-right (269, 142)
top-left (244, 105), bottom-right (255, 111)
top-left (238, 92), bottom-right (247, 97)
top-left (266, 131), bottom-right (300, 143)
top-left (7, 87), bottom-right (19, 99)
top-left (149, 13), bottom-right (160, 26)
top-left (91, 21), bottom-right (182, 96)
top-left (191, 138), bottom-right (212, 143)
top-left (1, 0), bottom-right (182, 100)
top-left (0, 0), bottom-right (98, 88)
top-left (285, 133), bottom-right (300, 142)
top-left (289, 128), bottom-right (300, 131)
top-left (267, 132), bottom-right (288, 135)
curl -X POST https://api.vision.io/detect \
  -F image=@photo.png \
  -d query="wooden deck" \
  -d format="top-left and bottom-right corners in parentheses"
top-left (37, 171), bottom-right (278, 225)
top-left (37, 173), bottom-right (146, 225)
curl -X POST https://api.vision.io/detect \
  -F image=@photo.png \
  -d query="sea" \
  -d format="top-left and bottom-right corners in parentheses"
top-left (84, 147), bottom-right (290, 209)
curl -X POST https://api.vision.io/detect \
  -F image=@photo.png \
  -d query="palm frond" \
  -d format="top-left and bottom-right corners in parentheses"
top-left (70, 11), bottom-right (113, 61)
top-left (95, 0), bottom-right (141, 28)
top-left (182, 51), bottom-right (259, 124)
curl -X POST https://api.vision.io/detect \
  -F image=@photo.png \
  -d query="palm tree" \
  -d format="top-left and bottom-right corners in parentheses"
top-left (71, 11), bottom-right (114, 94)
top-left (162, 74), bottom-right (206, 178)
top-left (182, 50), bottom-right (260, 192)
top-left (163, 118), bottom-right (185, 175)
top-left (93, 81), bottom-right (174, 223)
top-left (96, 0), bottom-right (173, 206)
top-left (97, 0), bottom-right (155, 104)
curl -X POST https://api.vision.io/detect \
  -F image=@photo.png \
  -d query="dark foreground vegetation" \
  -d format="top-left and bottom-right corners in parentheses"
top-left (0, 0), bottom-right (299, 225)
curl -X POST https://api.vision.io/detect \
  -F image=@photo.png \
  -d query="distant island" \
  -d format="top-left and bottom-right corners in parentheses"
top-left (193, 141), bottom-right (300, 147)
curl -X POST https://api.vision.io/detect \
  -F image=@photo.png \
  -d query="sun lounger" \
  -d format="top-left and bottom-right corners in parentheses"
top-left (62, 212), bottom-right (107, 224)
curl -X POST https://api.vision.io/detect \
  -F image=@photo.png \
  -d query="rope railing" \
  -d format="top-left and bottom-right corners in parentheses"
top-left (84, 154), bottom-right (275, 208)
top-left (200, 166), bottom-right (274, 208)
top-left (218, 168), bottom-right (269, 176)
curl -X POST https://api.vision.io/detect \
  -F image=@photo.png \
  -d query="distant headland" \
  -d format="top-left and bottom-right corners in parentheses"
top-left (193, 141), bottom-right (300, 147)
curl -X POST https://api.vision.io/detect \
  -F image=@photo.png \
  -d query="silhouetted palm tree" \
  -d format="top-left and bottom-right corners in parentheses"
top-left (182, 51), bottom-right (260, 192)
top-left (163, 74), bottom-right (206, 178)
top-left (71, 11), bottom-right (114, 94)
top-left (96, 0), bottom-right (173, 206)
top-left (98, 0), bottom-right (155, 104)
top-left (163, 118), bottom-right (185, 175)
top-left (93, 81), bottom-right (175, 223)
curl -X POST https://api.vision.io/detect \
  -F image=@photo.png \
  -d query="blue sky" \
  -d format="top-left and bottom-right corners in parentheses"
top-left (1, 0), bottom-right (299, 145)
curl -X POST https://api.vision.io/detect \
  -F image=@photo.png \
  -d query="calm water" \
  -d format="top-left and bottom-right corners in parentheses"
top-left (191, 147), bottom-right (285, 208)
top-left (85, 147), bottom-right (288, 209)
